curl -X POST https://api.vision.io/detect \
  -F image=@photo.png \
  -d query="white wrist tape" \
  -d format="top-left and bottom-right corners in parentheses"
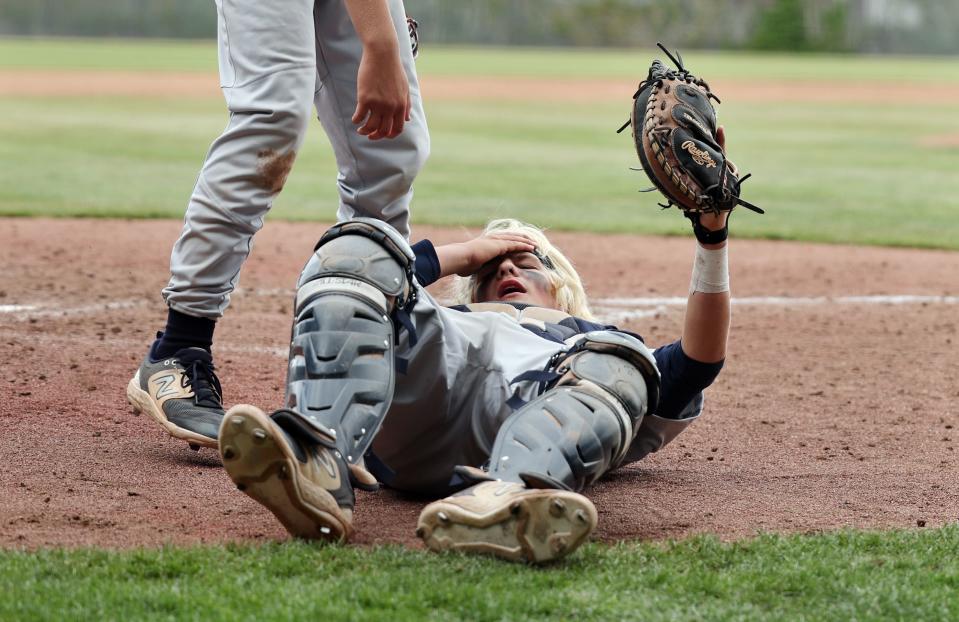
top-left (689, 244), bottom-right (729, 294)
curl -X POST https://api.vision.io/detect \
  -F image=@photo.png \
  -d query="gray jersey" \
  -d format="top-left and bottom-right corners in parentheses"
top-left (163, 0), bottom-right (429, 319)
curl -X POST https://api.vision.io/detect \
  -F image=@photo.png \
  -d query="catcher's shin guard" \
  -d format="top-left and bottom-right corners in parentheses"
top-left (486, 331), bottom-right (660, 492)
top-left (284, 218), bottom-right (416, 464)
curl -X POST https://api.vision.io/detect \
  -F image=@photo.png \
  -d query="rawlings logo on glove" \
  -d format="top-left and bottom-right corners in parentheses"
top-left (681, 140), bottom-right (716, 168)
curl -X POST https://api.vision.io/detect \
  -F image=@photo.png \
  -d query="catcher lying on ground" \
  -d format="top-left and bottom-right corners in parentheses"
top-left (217, 206), bottom-right (731, 563)
top-left (217, 46), bottom-right (757, 563)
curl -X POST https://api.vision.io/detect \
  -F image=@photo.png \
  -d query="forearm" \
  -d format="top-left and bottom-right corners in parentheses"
top-left (682, 290), bottom-right (729, 363)
top-left (680, 212), bottom-right (731, 363)
top-left (343, 0), bottom-right (400, 52)
top-left (435, 243), bottom-right (471, 279)
top-left (434, 234), bottom-right (537, 279)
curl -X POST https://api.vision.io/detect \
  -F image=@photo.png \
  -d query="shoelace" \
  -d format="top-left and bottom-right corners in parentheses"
top-left (180, 358), bottom-right (223, 408)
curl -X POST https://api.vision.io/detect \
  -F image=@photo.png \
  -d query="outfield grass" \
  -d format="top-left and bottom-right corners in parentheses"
top-left (3, 528), bottom-right (958, 621)
top-left (3, 37), bottom-right (958, 83)
top-left (1, 38), bottom-right (957, 248)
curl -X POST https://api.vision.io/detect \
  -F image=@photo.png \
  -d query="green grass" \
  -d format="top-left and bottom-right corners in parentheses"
top-left (1, 38), bottom-right (957, 247)
top-left (0, 37), bottom-right (217, 72)
top-left (4, 528), bottom-right (958, 621)
top-left (416, 46), bottom-right (959, 83)
top-left (3, 37), bottom-right (958, 83)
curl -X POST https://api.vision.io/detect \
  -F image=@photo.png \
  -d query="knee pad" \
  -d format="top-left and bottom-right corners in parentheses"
top-left (485, 331), bottom-right (661, 492)
top-left (295, 218), bottom-right (416, 316)
top-left (554, 331), bottom-right (660, 430)
top-left (284, 218), bottom-right (416, 464)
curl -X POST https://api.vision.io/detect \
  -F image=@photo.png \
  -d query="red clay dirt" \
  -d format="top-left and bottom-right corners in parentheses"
top-left (2, 218), bottom-right (957, 550)
top-left (5, 69), bottom-right (959, 105)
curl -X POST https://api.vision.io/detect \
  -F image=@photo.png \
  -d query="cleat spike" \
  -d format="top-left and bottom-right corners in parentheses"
top-left (552, 536), bottom-right (569, 553)
top-left (252, 428), bottom-right (267, 441)
top-left (550, 498), bottom-right (566, 517)
top-left (437, 511), bottom-right (450, 523)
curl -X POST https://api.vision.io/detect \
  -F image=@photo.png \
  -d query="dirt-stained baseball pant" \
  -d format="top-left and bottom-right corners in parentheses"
top-left (370, 290), bottom-right (705, 496)
top-left (163, 0), bottom-right (429, 319)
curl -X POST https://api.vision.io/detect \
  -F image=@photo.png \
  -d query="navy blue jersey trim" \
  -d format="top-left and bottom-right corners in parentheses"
top-left (653, 339), bottom-right (724, 419)
top-left (411, 239), bottom-right (441, 287)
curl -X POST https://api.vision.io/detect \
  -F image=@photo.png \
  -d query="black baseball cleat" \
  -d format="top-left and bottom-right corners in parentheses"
top-left (127, 346), bottom-right (224, 448)
top-left (218, 405), bottom-right (361, 542)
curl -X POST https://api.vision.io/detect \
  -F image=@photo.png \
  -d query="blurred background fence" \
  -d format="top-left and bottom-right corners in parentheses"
top-left (0, 0), bottom-right (956, 54)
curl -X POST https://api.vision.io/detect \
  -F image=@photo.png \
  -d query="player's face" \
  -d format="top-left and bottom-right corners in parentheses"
top-left (474, 251), bottom-right (556, 308)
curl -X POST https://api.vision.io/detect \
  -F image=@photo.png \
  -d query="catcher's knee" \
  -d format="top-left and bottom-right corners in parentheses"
top-left (555, 331), bottom-right (660, 428)
top-left (295, 218), bottom-right (416, 317)
top-left (284, 219), bottom-right (417, 462)
top-left (483, 331), bottom-right (661, 491)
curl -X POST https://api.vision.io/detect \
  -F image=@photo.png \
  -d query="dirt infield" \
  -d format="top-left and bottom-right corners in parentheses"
top-left (6, 69), bottom-right (959, 104)
top-left (1, 217), bottom-right (956, 550)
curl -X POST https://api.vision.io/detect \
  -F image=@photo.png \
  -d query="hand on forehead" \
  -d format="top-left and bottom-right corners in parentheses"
top-left (477, 249), bottom-right (543, 279)
top-left (484, 232), bottom-right (552, 269)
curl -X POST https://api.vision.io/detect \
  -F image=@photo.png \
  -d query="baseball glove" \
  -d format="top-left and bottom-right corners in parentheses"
top-left (619, 43), bottom-right (762, 216)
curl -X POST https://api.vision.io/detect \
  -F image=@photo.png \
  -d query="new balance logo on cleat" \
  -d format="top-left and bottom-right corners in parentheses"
top-left (151, 373), bottom-right (181, 400)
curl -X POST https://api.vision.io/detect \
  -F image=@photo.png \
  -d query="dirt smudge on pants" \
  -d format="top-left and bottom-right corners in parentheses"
top-left (256, 149), bottom-right (297, 193)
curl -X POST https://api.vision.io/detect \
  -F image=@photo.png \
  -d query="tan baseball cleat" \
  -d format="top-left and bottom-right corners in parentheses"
top-left (416, 481), bottom-right (597, 564)
top-left (219, 404), bottom-right (354, 542)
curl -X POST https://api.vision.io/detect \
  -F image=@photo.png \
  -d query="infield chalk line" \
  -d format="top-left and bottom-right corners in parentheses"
top-left (595, 295), bottom-right (959, 307)
top-left (0, 300), bottom-right (147, 319)
top-left (0, 329), bottom-right (288, 358)
top-left (593, 295), bottom-right (959, 322)
top-left (1, 294), bottom-right (956, 322)
top-left (592, 295), bottom-right (959, 322)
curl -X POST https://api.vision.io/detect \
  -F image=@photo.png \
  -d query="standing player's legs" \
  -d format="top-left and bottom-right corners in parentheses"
top-left (417, 331), bottom-right (661, 564)
top-left (313, 0), bottom-right (429, 240)
top-left (128, 0), bottom-right (317, 448)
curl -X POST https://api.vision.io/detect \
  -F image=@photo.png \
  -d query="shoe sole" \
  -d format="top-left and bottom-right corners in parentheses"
top-left (218, 405), bottom-right (352, 542)
top-left (417, 488), bottom-right (598, 564)
top-left (126, 375), bottom-right (218, 449)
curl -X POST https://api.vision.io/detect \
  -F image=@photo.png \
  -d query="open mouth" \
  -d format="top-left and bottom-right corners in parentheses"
top-left (497, 279), bottom-right (527, 298)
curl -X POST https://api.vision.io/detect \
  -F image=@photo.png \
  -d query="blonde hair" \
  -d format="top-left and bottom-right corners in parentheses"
top-left (448, 219), bottom-right (596, 321)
